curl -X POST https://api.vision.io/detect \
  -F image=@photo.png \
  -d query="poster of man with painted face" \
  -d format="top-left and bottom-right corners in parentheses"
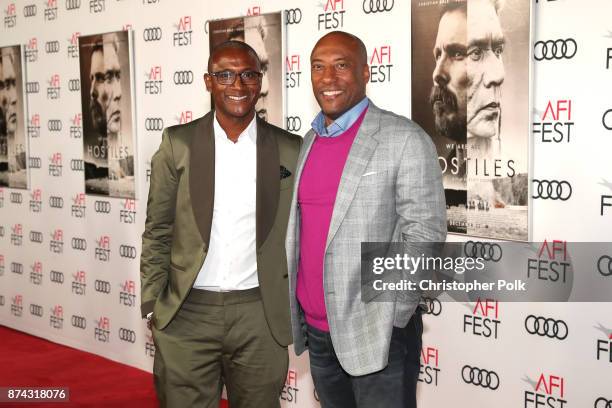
top-left (79, 31), bottom-right (135, 198)
top-left (412, 0), bottom-right (530, 240)
top-left (0, 45), bottom-right (27, 189)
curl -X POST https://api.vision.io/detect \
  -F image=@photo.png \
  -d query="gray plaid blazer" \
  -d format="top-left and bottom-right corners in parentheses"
top-left (286, 102), bottom-right (447, 376)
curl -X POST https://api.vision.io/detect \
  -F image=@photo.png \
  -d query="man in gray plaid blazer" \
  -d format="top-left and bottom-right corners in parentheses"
top-left (286, 31), bottom-right (446, 408)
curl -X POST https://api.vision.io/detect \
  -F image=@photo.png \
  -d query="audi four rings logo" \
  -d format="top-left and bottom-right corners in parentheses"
top-left (173, 70), bottom-right (194, 85)
top-left (26, 82), bottom-right (40, 93)
top-left (532, 179), bottom-right (572, 201)
top-left (94, 279), bottom-right (111, 293)
top-left (48, 120), bottom-right (62, 131)
top-left (524, 315), bottom-right (569, 340)
top-left (29, 157), bottom-right (42, 168)
top-left (66, 0), bottom-right (81, 10)
top-left (143, 27), bottom-right (162, 41)
top-left (94, 201), bottom-right (111, 213)
top-left (49, 196), bottom-right (64, 208)
top-left (71, 315), bottom-right (87, 329)
top-left (145, 118), bottom-right (164, 131)
top-left (597, 255), bottom-right (612, 277)
top-left (461, 365), bottom-right (500, 390)
top-left (464, 241), bottom-right (502, 262)
top-left (24, 4), bottom-right (37, 17)
top-left (45, 40), bottom-right (60, 54)
top-left (422, 297), bottom-right (442, 316)
top-left (71, 238), bottom-right (87, 251)
top-left (30, 304), bottom-right (43, 316)
top-left (533, 39), bottom-right (577, 61)
top-left (363, 0), bottom-right (394, 13)
top-left (119, 245), bottom-right (137, 259)
top-left (285, 8), bottom-right (302, 24)
top-left (68, 79), bottom-right (80, 91)
top-left (119, 328), bottom-right (136, 343)
top-left (30, 231), bottom-right (43, 243)
top-left (286, 116), bottom-right (301, 132)
top-left (595, 398), bottom-right (612, 408)
top-left (50, 270), bottom-right (64, 283)
top-left (70, 159), bottom-right (84, 171)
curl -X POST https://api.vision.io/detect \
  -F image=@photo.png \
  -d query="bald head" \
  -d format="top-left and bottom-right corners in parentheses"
top-left (208, 40), bottom-right (260, 72)
top-left (311, 31), bottom-right (367, 66)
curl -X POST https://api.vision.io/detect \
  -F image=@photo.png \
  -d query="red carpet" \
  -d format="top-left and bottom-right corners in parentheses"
top-left (0, 325), bottom-right (230, 407)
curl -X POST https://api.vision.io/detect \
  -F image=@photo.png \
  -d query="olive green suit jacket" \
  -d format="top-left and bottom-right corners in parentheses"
top-left (140, 111), bottom-right (301, 346)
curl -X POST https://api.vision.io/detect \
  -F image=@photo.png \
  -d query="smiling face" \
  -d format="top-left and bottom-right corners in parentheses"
top-left (310, 32), bottom-right (370, 126)
top-left (205, 46), bottom-right (261, 123)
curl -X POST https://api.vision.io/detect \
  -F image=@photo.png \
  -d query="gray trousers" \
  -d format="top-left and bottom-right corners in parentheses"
top-left (152, 287), bottom-right (288, 408)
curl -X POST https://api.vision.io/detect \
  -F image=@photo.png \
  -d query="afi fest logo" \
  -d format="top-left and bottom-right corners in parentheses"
top-left (523, 373), bottom-right (567, 407)
top-left (173, 16), bottom-right (192, 47)
top-left (419, 346), bottom-right (440, 386)
top-left (11, 295), bottom-right (23, 317)
top-left (600, 179), bottom-right (612, 217)
top-left (0, 254), bottom-right (4, 275)
top-left (318, 0), bottom-right (345, 30)
top-left (120, 198), bottom-right (136, 224)
top-left (67, 32), bottom-right (80, 59)
top-left (29, 261), bottom-right (43, 285)
top-left (286, 54), bottom-right (301, 88)
top-left (89, 0), bottom-right (105, 13)
top-left (48, 152), bottom-right (63, 177)
top-left (145, 66), bottom-right (163, 95)
top-left (463, 298), bottom-right (501, 339)
top-left (49, 305), bottom-right (63, 329)
top-left (369, 45), bottom-right (392, 83)
top-left (25, 37), bottom-right (38, 62)
top-left (70, 113), bottom-right (82, 138)
top-left (119, 280), bottom-right (136, 307)
top-left (11, 223), bottom-right (23, 246)
top-left (28, 114), bottom-right (40, 138)
top-left (94, 317), bottom-right (110, 342)
top-left (29, 188), bottom-right (42, 212)
top-left (71, 193), bottom-right (86, 218)
top-left (246, 6), bottom-right (261, 16)
top-left (595, 323), bottom-right (612, 363)
top-left (176, 110), bottom-right (193, 125)
top-left (281, 369), bottom-right (299, 404)
top-left (527, 240), bottom-right (570, 284)
top-left (72, 270), bottom-right (86, 295)
top-left (533, 100), bottom-right (573, 143)
top-left (4, 3), bottom-right (16, 28)
top-left (95, 235), bottom-right (110, 262)
top-left (44, 0), bottom-right (57, 21)
top-left (47, 73), bottom-right (60, 99)
top-left (49, 228), bottom-right (64, 254)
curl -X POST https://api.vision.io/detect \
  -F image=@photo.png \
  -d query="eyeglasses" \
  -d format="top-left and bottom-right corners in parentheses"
top-left (208, 70), bottom-right (263, 85)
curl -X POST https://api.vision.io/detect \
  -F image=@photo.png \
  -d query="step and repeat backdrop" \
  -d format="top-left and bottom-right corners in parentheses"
top-left (0, 0), bottom-right (611, 407)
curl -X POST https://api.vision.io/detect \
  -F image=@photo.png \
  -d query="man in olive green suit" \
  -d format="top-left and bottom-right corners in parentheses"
top-left (140, 41), bottom-right (301, 408)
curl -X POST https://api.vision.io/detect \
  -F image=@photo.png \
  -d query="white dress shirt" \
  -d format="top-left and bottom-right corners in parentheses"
top-left (193, 114), bottom-right (258, 291)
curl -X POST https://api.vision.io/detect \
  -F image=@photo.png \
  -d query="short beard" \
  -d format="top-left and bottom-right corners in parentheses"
top-left (90, 100), bottom-right (107, 135)
top-left (429, 85), bottom-right (466, 143)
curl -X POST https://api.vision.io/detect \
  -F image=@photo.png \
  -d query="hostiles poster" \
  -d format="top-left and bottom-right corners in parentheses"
top-left (79, 31), bottom-right (135, 198)
top-left (411, 0), bottom-right (530, 240)
top-left (0, 45), bottom-right (27, 189)
top-left (208, 12), bottom-right (284, 128)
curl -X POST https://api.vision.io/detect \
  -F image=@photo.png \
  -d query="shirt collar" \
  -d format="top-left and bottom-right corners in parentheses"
top-left (213, 113), bottom-right (257, 145)
top-left (311, 97), bottom-right (369, 138)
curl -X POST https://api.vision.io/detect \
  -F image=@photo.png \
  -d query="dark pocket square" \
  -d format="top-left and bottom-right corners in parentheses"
top-left (280, 165), bottom-right (292, 180)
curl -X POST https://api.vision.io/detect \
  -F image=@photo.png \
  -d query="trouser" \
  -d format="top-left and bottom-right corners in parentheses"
top-left (152, 287), bottom-right (288, 408)
top-left (306, 311), bottom-right (423, 408)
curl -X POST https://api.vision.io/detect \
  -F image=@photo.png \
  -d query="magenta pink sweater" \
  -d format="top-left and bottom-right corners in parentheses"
top-left (296, 109), bottom-right (367, 332)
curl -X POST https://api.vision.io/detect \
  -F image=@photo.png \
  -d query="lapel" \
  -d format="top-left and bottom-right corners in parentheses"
top-left (325, 105), bottom-right (381, 251)
top-left (255, 118), bottom-right (280, 250)
top-left (189, 112), bottom-right (215, 249)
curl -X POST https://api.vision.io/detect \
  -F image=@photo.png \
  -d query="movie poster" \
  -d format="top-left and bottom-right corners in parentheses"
top-left (411, 0), bottom-right (530, 240)
top-left (0, 45), bottom-right (28, 189)
top-left (209, 12), bottom-right (284, 128)
top-left (79, 31), bottom-right (135, 198)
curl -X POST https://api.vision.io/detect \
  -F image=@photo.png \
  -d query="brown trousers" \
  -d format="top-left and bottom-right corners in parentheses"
top-left (152, 287), bottom-right (288, 408)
